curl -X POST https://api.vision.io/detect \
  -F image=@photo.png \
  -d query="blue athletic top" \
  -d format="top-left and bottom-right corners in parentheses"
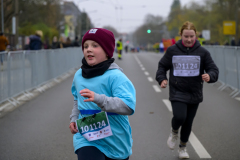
top-left (71, 68), bottom-right (136, 159)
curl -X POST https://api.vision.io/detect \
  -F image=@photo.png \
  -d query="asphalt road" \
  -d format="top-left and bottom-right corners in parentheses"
top-left (0, 51), bottom-right (240, 160)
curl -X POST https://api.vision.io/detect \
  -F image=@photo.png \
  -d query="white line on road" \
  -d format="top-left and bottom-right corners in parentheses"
top-left (162, 99), bottom-right (172, 112)
top-left (144, 71), bottom-right (149, 76)
top-left (134, 55), bottom-right (141, 64)
top-left (162, 99), bottom-right (212, 159)
top-left (153, 85), bottom-right (161, 92)
top-left (189, 132), bottom-right (212, 158)
top-left (134, 55), bottom-right (162, 94)
top-left (147, 77), bottom-right (153, 82)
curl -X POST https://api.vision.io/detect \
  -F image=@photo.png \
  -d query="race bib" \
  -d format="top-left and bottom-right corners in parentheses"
top-left (76, 111), bottom-right (113, 141)
top-left (172, 56), bottom-right (201, 77)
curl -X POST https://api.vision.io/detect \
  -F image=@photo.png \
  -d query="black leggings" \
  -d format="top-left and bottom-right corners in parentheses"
top-left (76, 146), bottom-right (129, 160)
top-left (171, 101), bottom-right (199, 143)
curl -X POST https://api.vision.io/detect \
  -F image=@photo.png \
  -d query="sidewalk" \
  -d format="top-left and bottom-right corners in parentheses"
top-left (0, 68), bottom-right (77, 118)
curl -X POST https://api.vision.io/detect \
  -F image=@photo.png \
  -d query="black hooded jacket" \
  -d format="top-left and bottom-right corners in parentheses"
top-left (156, 40), bottom-right (219, 104)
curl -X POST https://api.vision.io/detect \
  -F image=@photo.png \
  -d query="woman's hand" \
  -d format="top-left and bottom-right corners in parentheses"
top-left (69, 122), bottom-right (78, 134)
top-left (80, 89), bottom-right (95, 102)
top-left (202, 74), bottom-right (210, 82)
top-left (160, 80), bottom-right (168, 88)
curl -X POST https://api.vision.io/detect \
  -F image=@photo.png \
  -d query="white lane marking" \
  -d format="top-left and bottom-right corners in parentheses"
top-left (134, 55), bottom-right (143, 67)
top-left (134, 55), bottom-right (140, 63)
top-left (189, 132), bottom-right (212, 158)
top-left (162, 99), bottom-right (212, 159)
top-left (162, 99), bottom-right (172, 112)
top-left (134, 55), bottom-right (159, 95)
top-left (148, 77), bottom-right (153, 82)
top-left (153, 85), bottom-right (161, 92)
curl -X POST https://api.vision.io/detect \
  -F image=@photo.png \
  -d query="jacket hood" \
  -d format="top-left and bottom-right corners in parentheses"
top-left (29, 35), bottom-right (41, 40)
top-left (175, 39), bottom-right (201, 53)
top-left (108, 63), bottom-right (123, 72)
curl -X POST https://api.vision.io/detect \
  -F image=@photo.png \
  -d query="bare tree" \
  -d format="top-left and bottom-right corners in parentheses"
top-left (102, 25), bottom-right (119, 37)
top-left (133, 14), bottom-right (167, 47)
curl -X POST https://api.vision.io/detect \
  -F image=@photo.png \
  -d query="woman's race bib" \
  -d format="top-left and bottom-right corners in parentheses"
top-left (76, 111), bottom-right (113, 141)
top-left (172, 56), bottom-right (201, 77)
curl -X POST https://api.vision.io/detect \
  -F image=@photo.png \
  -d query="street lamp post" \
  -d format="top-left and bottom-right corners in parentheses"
top-left (14, 0), bottom-right (19, 49)
top-left (84, 10), bottom-right (97, 31)
top-left (235, 0), bottom-right (239, 44)
top-left (1, 0), bottom-right (4, 32)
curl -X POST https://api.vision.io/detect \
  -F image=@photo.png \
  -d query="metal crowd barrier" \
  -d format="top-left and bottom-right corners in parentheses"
top-left (0, 48), bottom-right (83, 105)
top-left (204, 45), bottom-right (240, 98)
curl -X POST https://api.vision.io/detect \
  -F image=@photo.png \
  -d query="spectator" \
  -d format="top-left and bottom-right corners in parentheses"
top-left (171, 37), bottom-right (176, 45)
top-left (231, 37), bottom-right (236, 46)
top-left (0, 32), bottom-right (9, 66)
top-left (64, 37), bottom-right (72, 48)
top-left (124, 45), bottom-right (128, 53)
top-left (43, 38), bottom-right (50, 49)
top-left (73, 36), bottom-right (80, 47)
top-left (59, 37), bottom-right (65, 48)
top-left (29, 30), bottom-right (43, 50)
top-left (224, 40), bottom-right (229, 46)
top-left (159, 40), bottom-right (164, 53)
top-left (23, 37), bottom-right (30, 50)
top-left (51, 36), bottom-right (59, 49)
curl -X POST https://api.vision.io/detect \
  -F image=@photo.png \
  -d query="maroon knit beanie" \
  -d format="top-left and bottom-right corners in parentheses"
top-left (82, 28), bottom-right (115, 58)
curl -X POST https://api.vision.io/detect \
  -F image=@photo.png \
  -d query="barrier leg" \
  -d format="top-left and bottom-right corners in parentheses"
top-left (230, 88), bottom-right (238, 96)
top-left (219, 84), bottom-right (228, 91)
top-left (217, 82), bottom-right (225, 90)
top-left (232, 91), bottom-right (240, 98)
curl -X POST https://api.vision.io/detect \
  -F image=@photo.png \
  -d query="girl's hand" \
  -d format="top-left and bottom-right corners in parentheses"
top-left (160, 80), bottom-right (168, 88)
top-left (80, 89), bottom-right (95, 102)
top-left (69, 122), bottom-right (78, 134)
top-left (202, 74), bottom-right (210, 82)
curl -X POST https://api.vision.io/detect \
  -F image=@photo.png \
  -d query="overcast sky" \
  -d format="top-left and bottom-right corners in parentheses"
top-left (66, 0), bottom-right (204, 33)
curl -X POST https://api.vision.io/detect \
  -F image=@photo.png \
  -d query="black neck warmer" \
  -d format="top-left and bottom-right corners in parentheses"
top-left (81, 58), bottom-right (115, 78)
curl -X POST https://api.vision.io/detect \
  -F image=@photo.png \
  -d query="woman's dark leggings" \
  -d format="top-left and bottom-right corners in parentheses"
top-left (171, 101), bottom-right (199, 143)
top-left (76, 146), bottom-right (129, 160)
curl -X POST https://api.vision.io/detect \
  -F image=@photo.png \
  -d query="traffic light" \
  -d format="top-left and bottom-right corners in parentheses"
top-left (147, 29), bottom-right (151, 33)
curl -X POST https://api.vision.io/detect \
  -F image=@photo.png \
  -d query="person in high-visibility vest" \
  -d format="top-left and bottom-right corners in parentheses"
top-left (198, 34), bottom-right (205, 46)
top-left (117, 38), bottom-right (123, 59)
